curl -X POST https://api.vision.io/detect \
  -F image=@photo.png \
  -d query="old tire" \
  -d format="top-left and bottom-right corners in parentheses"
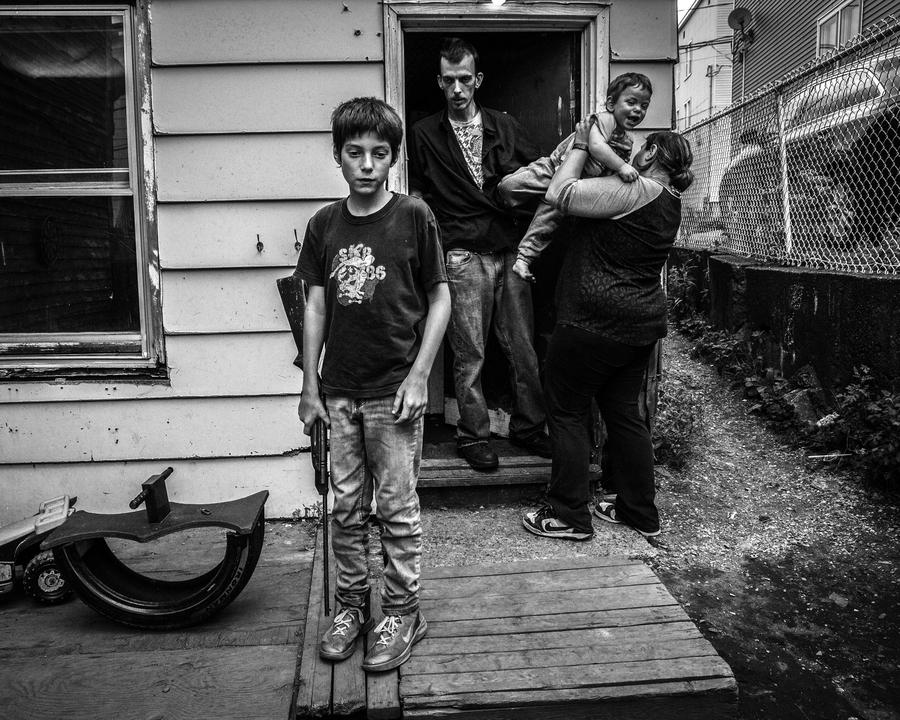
top-left (53, 511), bottom-right (265, 630)
top-left (23, 550), bottom-right (72, 605)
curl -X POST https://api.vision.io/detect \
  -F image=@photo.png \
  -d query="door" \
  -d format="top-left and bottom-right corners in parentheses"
top-left (403, 31), bottom-right (580, 433)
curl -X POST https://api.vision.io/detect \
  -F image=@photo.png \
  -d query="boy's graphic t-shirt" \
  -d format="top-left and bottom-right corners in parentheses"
top-left (295, 193), bottom-right (447, 398)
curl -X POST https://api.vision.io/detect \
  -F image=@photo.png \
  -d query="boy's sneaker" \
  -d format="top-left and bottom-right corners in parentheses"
top-left (593, 501), bottom-right (660, 538)
top-left (319, 605), bottom-right (374, 662)
top-left (522, 505), bottom-right (594, 541)
top-left (362, 611), bottom-right (427, 672)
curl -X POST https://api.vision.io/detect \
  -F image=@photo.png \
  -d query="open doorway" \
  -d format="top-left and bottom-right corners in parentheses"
top-left (402, 31), bottom-right (581, 460)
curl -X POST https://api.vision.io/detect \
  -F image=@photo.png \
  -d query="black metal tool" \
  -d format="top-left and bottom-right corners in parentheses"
top-left (311, 413), bottom-right (330, 616)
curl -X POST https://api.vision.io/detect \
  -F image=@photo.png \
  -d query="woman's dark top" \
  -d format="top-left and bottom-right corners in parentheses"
top-left (553, 175), bottom-right (682, 346)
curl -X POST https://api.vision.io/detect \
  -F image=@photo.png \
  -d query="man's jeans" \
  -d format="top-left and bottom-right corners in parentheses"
top-left (444, 248), bottom-right (546, 443)
top-left (326, 395), bottom-right (422, 616)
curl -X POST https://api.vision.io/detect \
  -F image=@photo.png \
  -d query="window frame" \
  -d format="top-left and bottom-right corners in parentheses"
top-left (816, 0), bottom-right (863, 56)
top-left (0, 4), bottom-right (164, 381)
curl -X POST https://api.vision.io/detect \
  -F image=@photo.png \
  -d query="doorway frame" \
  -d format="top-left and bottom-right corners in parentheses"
top-left (382, 0), bottom-right (611, 193)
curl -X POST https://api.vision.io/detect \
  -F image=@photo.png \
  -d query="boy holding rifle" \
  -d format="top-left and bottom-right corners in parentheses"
top-left (295, 97), bottom-right (450, 672)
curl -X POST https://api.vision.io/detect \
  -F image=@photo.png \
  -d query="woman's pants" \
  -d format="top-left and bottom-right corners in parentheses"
top-left (544, 324), bottom-right (660, 535)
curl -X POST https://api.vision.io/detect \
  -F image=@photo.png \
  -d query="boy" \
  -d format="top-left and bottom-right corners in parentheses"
top-left (497, 73), bottom-right (653, 282)
top-left (295, 97), bottom-right (451, 672)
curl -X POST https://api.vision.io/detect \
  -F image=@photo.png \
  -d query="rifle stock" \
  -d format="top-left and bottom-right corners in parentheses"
top-left (276, 273), bottom-right (331, 617)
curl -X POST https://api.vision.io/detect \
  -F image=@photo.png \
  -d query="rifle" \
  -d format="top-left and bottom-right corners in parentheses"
top-left (276, 273), bottom-right (331, 616)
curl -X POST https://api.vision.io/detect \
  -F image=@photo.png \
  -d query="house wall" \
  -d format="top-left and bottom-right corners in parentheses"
top-left (732, 0), bottom-right (900, 99)
top-left (0, 0), bottom-right (677, 524)
top-left (676, 0), bottom-right (733, 130)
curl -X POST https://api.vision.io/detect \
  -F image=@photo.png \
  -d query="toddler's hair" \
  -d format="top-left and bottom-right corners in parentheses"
top-left (331, 97), bottom-right (404, 163)
top-left (439, 37), bottom-right (480, 73)
top-left (645, 131), bottom-right (694, 192)
top-left (606, 72), bottom-right (653, 102)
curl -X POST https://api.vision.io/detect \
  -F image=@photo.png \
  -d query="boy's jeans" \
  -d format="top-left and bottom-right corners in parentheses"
top-left (326, 394), bottom-right (423, 616)
top-left (444, 248), bottom-right (546, 442)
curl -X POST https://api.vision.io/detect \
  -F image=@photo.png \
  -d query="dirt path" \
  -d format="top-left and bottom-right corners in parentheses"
top-left (653, 333), bottom-right (900, 720)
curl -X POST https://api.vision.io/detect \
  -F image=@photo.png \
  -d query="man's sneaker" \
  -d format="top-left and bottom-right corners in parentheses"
top-left (522, 505), bottom-right (593, 541)
top-left (509, 431), bottom-right (553, 458)
top-left (362, 611), bottom-right (427, 672)
top-left (457, 440), bottom-right (499, 471)
top-left (319, 605), bottom-right (374, 662)
top-left (593, 501), bottom-right (660, 538)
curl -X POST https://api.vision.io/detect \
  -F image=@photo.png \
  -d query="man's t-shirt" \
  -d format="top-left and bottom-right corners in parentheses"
top-left (449, 112), bottom-right (484, 189)
top-left (295, 193), bottom-right (447, 398)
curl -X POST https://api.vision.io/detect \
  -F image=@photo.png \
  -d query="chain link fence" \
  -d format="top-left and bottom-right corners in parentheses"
top-left (678, 17), bottom-right (900, 275)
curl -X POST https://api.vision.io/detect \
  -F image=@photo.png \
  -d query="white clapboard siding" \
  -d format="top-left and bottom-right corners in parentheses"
top-left (152, 64), bottom-right (384, 135)
top-left (608, 62), bottom-right (675, 129)
top-left (610, 0), bottom-right (677, 60)
top-left (1, 334), bottom-right (301, 404)
top-left (0, 455), bottom-right (317, 525)
top-left (151, 0), bottom-right (383, 65)
top-left (158, 200), bottom-right (334, 269)
top-left (0, 396), bottom-right (302, 464)
top-left (162, 267), bottom-right (291, 334)
top-left (156, 134), bottom-right (344, 202)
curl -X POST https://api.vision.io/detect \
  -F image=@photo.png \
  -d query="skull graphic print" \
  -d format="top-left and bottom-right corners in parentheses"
top-left (329, 243), bottom-right (386, 305)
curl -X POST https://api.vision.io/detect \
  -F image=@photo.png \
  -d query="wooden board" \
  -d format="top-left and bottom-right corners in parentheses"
top-left (161, 267), bottom-right (293, 334)
top-left (155, 134), bottom-right (345, 202)
top-left (0, 456), bottom-right (318, 526)
top-left (150, 0), bottom-right (383, 65)
top-left (399, 557), bottom-right (737, 719)
top-left (0, 395), bottom-right (302, 463)
top-left (152, 64), bottom-right (383, 134)
top-left (157, 200), bottom-right (330, 269)
top-left (0, 526), bottom-right (310, 720)
top-left (2, 333), bottom-right (301, 403)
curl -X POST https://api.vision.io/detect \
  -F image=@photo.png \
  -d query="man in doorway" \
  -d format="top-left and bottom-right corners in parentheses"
top-left (409, 37), bottom-right (551, 470)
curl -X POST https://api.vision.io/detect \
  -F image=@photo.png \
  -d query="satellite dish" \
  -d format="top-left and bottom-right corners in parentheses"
top-left (728, 7), bottom-right (752, 31)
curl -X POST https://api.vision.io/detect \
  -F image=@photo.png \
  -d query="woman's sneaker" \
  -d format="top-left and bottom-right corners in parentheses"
top-left (362, 611), bottom-right (427, 672)
top-left (593, 501), bottom-right (660, 538)
top-left (522, 505), bottom-right (594, 541)
top-left (319, 605), bottom-right (374, 661)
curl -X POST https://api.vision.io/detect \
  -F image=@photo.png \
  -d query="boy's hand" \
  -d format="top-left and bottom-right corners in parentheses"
top-left (512, 257), bottom-right (534, 283)
top-left (617, 163), bottom-right (639, 182)
top-left (298, 392), bottom-right (329, 436)
top-left (393, 372), bottom-right (428, 424)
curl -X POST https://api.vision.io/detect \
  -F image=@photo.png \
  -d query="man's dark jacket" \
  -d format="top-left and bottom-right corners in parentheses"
top-left (408, 106), bottom-right (541, 253)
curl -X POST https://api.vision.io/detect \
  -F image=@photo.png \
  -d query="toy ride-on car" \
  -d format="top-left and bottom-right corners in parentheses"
top-left (0, 495), bottom-right (77, 605)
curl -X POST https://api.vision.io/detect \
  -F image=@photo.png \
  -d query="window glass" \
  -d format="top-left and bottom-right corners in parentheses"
top-left (0, 9), bottom-right (155, 368)
top-left (0, 196), bottom-right (139, 338)
top-left (819, 15), bottom-right (839, 54)
top-left (839, 2), bottom-right (861, 45)
top-left (0, 15), bottom-right (128, 176)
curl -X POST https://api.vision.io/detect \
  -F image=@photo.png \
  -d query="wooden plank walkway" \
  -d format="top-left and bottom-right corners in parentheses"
top-left (296, 532), bottom-right (737, 719)
top-left (0, 525), bottom-right (310, 720)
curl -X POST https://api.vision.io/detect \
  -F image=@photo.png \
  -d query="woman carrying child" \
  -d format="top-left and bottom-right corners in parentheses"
top-left (522, 118), bottom-right (694, 542)
top-left (497, 72), bottom-right (653, 282)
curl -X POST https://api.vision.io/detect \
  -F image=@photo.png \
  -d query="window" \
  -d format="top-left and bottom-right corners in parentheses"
top-left (685, 47), bottom-right (693, 79)
top-left (817, 1), bottom-right (861, 55)
top-left (0, 6), bottom-right (161, 377)
top-left (684, 99), bottom-right (693, 127)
